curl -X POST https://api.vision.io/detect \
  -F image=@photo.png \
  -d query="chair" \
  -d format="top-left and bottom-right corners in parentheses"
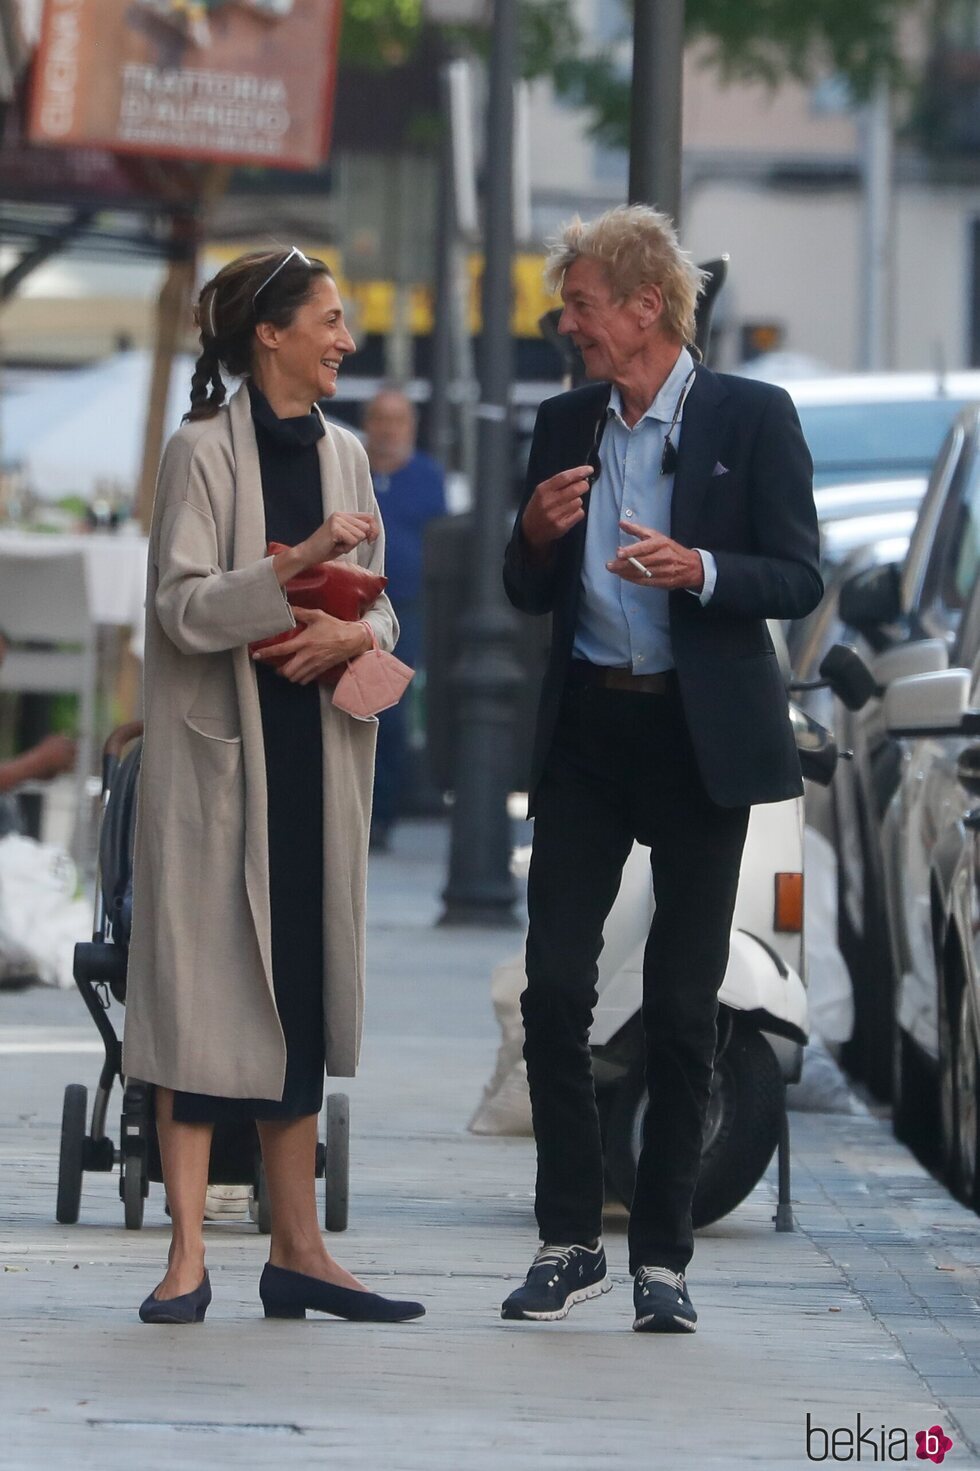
top-left (0, 548), bottom-right (98, 864)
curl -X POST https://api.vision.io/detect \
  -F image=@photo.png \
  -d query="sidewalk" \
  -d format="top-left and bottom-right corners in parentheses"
top-left (2, 820), bottom-right (980, 1469)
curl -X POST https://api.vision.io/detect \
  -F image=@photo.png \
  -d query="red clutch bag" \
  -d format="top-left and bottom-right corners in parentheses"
top-left (249, 541), bottom-right (388, 688)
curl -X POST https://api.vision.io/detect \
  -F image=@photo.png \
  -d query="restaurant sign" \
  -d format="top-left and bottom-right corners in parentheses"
top-left (28, 0), bottom-right (342, 170)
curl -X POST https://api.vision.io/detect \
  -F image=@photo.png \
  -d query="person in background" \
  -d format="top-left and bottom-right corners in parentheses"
top-left (0, 633), bottom-right (76, 838)
top-left (363, 388), bottom-right (447, 851)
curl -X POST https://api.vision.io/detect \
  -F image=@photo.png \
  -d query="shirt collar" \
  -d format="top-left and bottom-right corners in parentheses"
top-left (608, 345), bottom-right (695, 426)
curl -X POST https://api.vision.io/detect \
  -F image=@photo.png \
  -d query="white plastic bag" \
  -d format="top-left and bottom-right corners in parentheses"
top-left (468, 954), bottom-right (533, 1136)
top-left (0, 834), bottom-right (90, 988)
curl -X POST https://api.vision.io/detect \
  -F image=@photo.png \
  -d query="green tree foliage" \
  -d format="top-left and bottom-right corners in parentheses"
top-left (338, 0), bottom-right (921, 146)
top-left (339, 0), bottom-right (581, 76)
top-left (553, 0), bottom-right (922, 149)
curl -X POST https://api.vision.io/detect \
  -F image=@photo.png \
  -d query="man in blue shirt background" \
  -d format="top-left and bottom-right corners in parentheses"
top-left (364, 388), bottom-right (447, 849)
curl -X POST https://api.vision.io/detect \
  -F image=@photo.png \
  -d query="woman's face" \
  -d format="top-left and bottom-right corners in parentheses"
top-left (265, 273), bottom-right (357, 401)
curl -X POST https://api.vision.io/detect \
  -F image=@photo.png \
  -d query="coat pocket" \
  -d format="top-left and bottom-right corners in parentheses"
top-left (184, 713), bottom-right (242, 743)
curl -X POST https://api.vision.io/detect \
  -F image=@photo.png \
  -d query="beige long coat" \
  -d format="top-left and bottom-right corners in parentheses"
top-left (122, 382), bottom-right (396, 1098)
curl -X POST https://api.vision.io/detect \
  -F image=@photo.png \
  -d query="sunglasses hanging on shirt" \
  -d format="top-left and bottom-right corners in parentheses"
top-left (660, 368), bottom-right (697, 477)
top-left (587, 368), bottom-right (698, 486)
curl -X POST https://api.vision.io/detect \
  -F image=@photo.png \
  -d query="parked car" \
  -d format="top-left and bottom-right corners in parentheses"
top-left (882, 590), bottom-right (980, 1199)
top-left (785, 372), bottom-right (980, 489)
top-left (789, 535), bottom-right (913, 846)
top-left (829, 404), bottom-right (980, 1099)
top-left (814, 478), bottom-right (927, 526)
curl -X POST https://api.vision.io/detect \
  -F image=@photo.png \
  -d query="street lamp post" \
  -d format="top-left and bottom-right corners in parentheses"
top-left (440, 0), bottom-right (522, 926)
top-left (629, 0), bottom-right (685, 219)
top-left (428, 64), bottom-right (458, 470)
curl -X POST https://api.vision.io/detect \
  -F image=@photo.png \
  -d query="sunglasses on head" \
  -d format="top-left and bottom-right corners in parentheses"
top-left (252, 245), bottom-right (313, 306)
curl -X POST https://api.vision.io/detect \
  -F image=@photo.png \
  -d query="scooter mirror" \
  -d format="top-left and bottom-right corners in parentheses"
top-left (817, 644), bottom-right (879, 712)
top-left (790, 705), bottom-right (839, 786)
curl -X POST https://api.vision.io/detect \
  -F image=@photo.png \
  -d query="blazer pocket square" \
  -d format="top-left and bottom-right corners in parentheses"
top-left (712, 462), bottom-right (729, 477)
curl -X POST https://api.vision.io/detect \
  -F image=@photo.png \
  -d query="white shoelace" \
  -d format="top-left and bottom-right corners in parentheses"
top-left (532, 1245), bottom-right (581, 1272)
top-left (636, 1266), bottom-right (685, 1293)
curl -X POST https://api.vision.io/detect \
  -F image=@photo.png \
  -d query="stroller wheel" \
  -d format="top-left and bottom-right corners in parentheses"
top-left (56, 1084), bottom-right (88, 1224)
top-left (122, 1151), bottom-right (146, 1230)
top-left (324, 1093), bottom-right (349, 1233)
top-left (254, 1162), bottom-right (272, 1235)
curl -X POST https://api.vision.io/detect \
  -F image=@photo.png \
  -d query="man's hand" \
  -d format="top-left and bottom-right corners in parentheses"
top-left (25, 734), bottom-right (77, 781)
top-left (252, 607), bottom-right (372, 686)
top-left (521, 465), bottom-right (594, 552)
top-left (607, 520), bottom-right (704, 592)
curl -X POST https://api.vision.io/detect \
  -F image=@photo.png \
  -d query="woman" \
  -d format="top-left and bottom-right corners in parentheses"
top-left (123, 247), bottom-right (424, 1325)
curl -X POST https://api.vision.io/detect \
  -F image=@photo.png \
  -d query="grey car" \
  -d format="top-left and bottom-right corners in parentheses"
top-left (882, 589), bottom-right (980, 1203)
top-left (827, 405), bottom-right (980, 1099)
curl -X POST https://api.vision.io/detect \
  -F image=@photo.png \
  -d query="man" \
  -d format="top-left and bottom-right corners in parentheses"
top-left (0, 634), bottom-right (76, 839)
top-left (363, 388), bottom-right (447, 850)
top-left (501, 206), bottom-right (821, 1333)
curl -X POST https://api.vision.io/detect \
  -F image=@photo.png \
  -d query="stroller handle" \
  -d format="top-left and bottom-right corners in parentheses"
top-left (101, 721), bottom-right (144, 796)
top-left (104, 722), bottom-right (144, 760)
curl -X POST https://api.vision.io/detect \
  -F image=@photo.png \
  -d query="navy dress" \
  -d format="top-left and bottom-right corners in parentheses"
top-left (172, 384), bottom-right (326, 1123)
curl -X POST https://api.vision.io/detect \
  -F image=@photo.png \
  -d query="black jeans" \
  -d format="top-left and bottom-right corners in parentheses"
top-left (522, 677), bottom-right (750, 1274)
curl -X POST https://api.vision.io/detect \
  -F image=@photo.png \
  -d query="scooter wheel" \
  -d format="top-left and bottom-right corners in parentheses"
top-left (605, 1020), bottom-right (784, 1228)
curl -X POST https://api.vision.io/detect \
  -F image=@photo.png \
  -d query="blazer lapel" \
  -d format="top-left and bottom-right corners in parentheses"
top-left (670, 366), bottom-right (729, 546)
top-left (563, 383), bottom-right (612, 585)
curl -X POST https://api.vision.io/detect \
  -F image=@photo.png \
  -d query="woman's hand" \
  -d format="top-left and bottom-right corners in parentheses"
top-left (252, 608), bottom-right (373, 685)
top-left (274, 513), bottom-right (379, 584)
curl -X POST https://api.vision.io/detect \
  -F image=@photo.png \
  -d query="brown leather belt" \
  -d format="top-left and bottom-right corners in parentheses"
top-left (567, 660), bottom-right (674, 694)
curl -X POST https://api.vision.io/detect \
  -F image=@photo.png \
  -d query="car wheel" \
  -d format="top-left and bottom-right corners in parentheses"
top-left (892, 1024), bottom-right (940, 1167)
top-left (955, 981), bottom-right (980, 1210)
top-left (938, 960), bottom-right (962, 1195)
top-left (841, 796), bottom-right (895, 1102)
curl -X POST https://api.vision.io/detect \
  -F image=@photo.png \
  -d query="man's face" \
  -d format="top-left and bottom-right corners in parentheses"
top-left (365, 394), bottom-right (416, 461)
top-left (557, 256), bottom-right (653, 385)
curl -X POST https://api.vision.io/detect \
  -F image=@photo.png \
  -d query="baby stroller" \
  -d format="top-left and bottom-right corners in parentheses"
top-left (56, 722), bottom-right (350, 1232)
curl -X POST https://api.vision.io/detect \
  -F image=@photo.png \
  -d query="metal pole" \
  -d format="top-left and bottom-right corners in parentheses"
top-left (440, 0), bottom-right (522, 925)
top-left (628, 0), bottom-right (685, 221)
top-left (428, 65), bottom-right (457, 468)
top-left (860, 75), bottom-right (893, 371)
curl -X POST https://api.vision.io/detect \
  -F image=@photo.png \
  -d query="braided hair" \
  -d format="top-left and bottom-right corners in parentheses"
top-left (185, 249), bottom-right (332, 422)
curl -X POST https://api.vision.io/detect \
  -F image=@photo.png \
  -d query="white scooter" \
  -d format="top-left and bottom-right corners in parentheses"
top-left (590, 637), bottom-right (875, 1231)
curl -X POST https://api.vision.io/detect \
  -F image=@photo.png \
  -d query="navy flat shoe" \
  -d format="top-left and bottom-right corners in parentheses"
top-left (139, 1271), bottom-right (211, 1324)
top-left (259, 1263), bottom-right (425, 1323)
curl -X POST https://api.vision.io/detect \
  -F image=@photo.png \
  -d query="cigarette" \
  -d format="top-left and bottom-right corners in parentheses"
top-left (627, 555), bottom-right (653, 579)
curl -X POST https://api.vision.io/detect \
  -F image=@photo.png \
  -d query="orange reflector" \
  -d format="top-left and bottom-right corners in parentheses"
top-left (774, 872), bottom-right (804, 933)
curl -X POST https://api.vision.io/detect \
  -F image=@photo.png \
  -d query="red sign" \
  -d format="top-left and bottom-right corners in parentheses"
top-left (28, 0), bottom-right (342, 171)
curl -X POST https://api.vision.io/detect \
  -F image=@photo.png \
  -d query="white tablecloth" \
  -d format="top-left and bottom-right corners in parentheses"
top-left (0, 530), bottom-right (148, 631)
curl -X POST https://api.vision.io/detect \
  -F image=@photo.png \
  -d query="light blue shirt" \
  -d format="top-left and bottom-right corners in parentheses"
top-left (572, 347), bottom-right (717, 672)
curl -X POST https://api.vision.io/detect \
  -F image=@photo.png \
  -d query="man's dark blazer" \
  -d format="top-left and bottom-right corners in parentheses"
top-left (503, 364), bottom-right (823, 812)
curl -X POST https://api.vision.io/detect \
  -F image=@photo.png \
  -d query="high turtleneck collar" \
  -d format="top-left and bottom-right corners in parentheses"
top-left (248, 380), bottom-right (325, 448)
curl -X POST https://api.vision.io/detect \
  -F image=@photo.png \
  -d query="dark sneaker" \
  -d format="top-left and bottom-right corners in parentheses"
top-left (632, 1266), bottom-right (697, 1333)
top-left (501, 1243), bottom-right (611, 1322)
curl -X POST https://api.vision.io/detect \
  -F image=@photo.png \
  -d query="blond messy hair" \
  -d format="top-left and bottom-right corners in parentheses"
top-left (545, 204), bottom-right (707, 346)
